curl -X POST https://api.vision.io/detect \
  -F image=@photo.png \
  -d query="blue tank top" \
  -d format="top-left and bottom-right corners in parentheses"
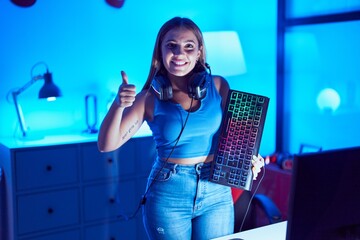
top-left (146, 76), bottom-right (223, 159)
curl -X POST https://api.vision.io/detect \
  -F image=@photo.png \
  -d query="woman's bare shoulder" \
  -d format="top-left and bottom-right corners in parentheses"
top-left (212, 75), bottom-right (230, 98)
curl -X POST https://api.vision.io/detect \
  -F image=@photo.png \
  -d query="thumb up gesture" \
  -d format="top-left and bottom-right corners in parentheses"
top-left (115, 71), bottom-right (136, 108)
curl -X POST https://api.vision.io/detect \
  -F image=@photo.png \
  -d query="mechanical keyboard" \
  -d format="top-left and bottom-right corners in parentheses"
top-left (209, 89), bottom-right (269, 191)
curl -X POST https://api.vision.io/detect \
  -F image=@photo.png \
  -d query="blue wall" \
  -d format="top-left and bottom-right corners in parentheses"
top-left (0, 0), bottom-right (277, 155)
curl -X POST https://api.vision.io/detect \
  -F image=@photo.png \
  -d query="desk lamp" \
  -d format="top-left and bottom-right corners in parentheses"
top-left (11, 62), bottom-right (62, 138)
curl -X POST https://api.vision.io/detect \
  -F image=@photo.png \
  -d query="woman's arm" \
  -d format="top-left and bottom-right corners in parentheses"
top-left (97, 71), bottom-right (147, 152)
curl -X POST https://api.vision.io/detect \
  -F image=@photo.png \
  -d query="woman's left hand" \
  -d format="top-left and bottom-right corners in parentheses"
top-left (252, 154), bottom-right (265, 180)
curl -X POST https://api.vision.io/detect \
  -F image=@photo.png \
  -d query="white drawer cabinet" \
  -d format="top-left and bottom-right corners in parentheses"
top-left (83, 182), bottom-right (129, 222)
top-left (81, 145), bottom-right (124, 181)
top-left (0, 136), bottom-right (155, 240)
top-left (24, 229), bottom-right (81, 240)
top-left (15, 147), bottom-right (79, 190)
top-left (84, 218), bottom-right (144, 240)
top-left (17, 189), bottom-right (80, 234)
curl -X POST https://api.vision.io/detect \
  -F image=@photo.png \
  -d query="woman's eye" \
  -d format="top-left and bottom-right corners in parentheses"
top-left (185, 43), bottom-right (195, 49)
top-left (166, 43), bottom-right (176, 49)
top-left (164, 42), bottom-right (196, 52)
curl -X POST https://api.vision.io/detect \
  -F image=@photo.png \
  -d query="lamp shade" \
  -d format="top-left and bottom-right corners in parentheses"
top-left (38, 71), bottom-right (62, 99)
top-left (203, 31), bottom-right (246, 77)
top-left (11, 0), bottom-right (36, 7)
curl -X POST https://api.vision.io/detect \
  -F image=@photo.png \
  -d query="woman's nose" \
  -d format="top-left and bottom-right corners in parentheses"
top-left (172, 46), bottom-right (184, 55)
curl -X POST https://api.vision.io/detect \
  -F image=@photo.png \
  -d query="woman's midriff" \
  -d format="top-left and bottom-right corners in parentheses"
top-left (163, 154), bottom-right (214, 165)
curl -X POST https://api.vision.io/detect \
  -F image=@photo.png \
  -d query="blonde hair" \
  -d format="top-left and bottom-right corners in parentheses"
top-left (142, 17), bottom-right (207, 90)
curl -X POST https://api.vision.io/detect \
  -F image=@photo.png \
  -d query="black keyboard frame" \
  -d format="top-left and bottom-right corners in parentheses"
top-left (209, 89), bottom-right (270, 191)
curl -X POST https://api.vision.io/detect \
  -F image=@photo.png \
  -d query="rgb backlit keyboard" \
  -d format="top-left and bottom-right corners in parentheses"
top-left (209, 90), bottom-right (269, 191)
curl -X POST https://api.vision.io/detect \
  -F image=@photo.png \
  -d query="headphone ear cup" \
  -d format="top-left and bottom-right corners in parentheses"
top-left (151, 75), bottom-right (173, 101)
top-left (188, 71), bottom-right (209, 100)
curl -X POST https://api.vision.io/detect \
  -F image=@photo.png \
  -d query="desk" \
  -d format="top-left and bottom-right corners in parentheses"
top-left (212, 221), bottom-right (287, 240)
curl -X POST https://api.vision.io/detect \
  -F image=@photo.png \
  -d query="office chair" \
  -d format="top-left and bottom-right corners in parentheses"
top-left (233, 190), bottom-right (282, 232)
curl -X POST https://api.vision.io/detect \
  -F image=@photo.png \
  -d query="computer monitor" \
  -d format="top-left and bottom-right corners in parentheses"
top-left (286, 146), bottom-right (360, 240)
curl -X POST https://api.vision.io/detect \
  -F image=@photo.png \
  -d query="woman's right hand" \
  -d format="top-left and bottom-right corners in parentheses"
top-left (98, 71), bottom-right (141, 152)
top-left (115, 71), bottom-right (136, 108)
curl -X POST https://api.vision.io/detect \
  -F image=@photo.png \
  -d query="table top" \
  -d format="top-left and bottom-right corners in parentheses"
top-left (0, 123), bottom-right (152, 149)
top-left (212, 221), bottom-right (287, 240)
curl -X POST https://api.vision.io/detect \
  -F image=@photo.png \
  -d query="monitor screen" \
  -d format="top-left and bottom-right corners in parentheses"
top-left (286, 146), bottom-right (360, 240)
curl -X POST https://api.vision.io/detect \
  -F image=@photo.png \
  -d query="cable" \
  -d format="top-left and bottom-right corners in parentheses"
top-left (239, 162), bottom-right (266, 232)
top-left (117, 94), bottom-right (195, 221)
top-left (143, 97), bottom-right (193, 197)
top-left (30, 61), bottom-right (48, 78)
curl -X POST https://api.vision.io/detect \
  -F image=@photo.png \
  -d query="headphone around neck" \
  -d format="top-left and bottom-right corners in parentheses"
top-left (151, 64), bottom-right (211, 101)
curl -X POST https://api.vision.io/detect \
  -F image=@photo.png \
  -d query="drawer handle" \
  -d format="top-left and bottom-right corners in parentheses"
top-left (46, 165), bottom-right (53, 172)
top-left (47, 208), bottom-right (54, 214)
top-left (109, 197), bottom-right (115, 204)
top-left (110, 237), bottom-right (116, 240)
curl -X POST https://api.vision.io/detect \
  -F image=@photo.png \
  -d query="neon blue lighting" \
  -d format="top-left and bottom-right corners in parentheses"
top-left (47, 97), bottom-right (57, 102)
top-left (316, 88), bottom-right (341, 112)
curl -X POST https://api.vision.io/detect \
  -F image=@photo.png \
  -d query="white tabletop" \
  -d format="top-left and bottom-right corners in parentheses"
top-left (211, 221), bottom-right (287, 240)
top-left (0, 122), bottom-right (152, 149)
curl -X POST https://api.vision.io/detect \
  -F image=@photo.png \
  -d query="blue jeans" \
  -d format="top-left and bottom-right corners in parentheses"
top-left (142, 158), bottom-right (234, 240)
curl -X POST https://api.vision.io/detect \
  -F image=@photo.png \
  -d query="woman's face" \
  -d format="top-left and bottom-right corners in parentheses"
top-left (161, 27), bottom-right (201, 78)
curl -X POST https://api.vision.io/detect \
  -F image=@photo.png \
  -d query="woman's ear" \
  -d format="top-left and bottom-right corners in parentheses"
top-left (198, 46), bottom-right (203, 59)
top-left (196, 52), bottom-right (202, 64)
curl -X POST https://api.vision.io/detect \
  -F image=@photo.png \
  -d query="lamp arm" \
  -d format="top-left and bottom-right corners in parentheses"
top-left (11, 75), bottom-right (43, 137)
top-left (12, 91), bottom-right (27, 137)
top-left (12, 75), bottom-right (43, 96)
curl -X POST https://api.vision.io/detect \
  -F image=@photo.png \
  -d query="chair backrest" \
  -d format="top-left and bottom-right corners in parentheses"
top-left (233, 191), bottom-right (282, 232)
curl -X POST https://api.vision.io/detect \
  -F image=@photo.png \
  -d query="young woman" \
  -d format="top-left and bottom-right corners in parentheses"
top-left (98, 17), bottom-right (264, 240)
